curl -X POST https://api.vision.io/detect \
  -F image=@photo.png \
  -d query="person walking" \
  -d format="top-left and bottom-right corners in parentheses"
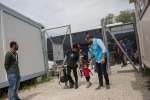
top-left (82, 64), bottom-right (92, 88)
top-left (64, 44), bottom-right (80, 89)
top-left (86, 33), bottom-right (110, 90)
top-left (120, 40), bottom-right (127, 67)
top-left (4, 41), bottom-right (21, 100)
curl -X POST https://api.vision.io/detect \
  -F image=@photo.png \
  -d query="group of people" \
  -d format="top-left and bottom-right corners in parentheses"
top-left (4, 33), bottom-right (110, 100)
top-left (115, 39), bottom-right (138, 67)
top-left (62, 33), bottom-right (110, 90)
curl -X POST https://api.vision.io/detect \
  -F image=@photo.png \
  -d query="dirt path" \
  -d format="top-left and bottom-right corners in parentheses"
top-left (5, 65), bottom-right (150, 100)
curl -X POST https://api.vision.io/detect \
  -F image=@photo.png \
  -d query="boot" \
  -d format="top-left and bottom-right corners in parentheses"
top-left (75, 82), bottom-right (78, 89)
top-left (106, 85), bottom-right (110, 89)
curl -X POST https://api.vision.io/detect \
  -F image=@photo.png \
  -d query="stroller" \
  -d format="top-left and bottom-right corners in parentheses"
top-left (58, 65), bottom-right (69, 88)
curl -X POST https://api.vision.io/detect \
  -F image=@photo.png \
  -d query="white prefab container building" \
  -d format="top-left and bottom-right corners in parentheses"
top-left (0, 3), bottom-right (48, 88)
top-left (131, 0), bottom-right (150, 68)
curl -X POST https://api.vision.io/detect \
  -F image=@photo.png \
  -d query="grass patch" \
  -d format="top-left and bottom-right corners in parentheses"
top-left (0, 71), bottom-right (54, 99)
top-left (0, 88), bottom-right (7, 99)
top-left (20, 72), bottom-right (53, 90)
top-left (142, 67), bottom-right (150, 91)
top-left (36, 72), bottom-right (53, 84)
top-left (143, 67), bottom-right (150, 76)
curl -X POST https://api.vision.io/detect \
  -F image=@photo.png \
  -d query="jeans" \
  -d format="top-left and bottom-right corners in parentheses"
top-left (96, 62), bottom-right (110, 86)
top-left (7, 73), bottom-right (20, 100)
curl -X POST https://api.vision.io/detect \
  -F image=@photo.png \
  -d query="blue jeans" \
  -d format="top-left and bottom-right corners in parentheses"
top-left (7, 73), bottom-right (20, 100)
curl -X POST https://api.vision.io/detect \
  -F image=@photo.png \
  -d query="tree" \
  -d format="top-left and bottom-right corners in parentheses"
top-left (129, 0), bottom-right (136, 3)
top-left (116, 10), bottom-right (136, 23)
top-left (101, 13), bottom-right (114, 25)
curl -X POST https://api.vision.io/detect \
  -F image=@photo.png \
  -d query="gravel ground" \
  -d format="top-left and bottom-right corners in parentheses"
top-left (4, 65), bottom-right (150, 100)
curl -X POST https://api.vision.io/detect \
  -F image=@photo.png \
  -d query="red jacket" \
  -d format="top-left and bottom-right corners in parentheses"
top-left (83, 67), bottom-right (91, 77)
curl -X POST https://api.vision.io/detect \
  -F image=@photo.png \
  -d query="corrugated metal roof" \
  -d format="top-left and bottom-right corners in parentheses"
top-left (72, 23), bottom-right (134, 34)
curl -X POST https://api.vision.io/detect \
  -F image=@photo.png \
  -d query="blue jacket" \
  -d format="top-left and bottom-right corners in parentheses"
top-left (89, 38), bottom-right (106, 63)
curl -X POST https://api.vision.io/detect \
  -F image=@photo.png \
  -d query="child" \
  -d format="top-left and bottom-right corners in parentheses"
top-left (83, 64), bottom-right (92, 88)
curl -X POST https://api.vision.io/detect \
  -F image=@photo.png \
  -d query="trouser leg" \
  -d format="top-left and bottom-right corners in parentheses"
top-left (67, 67), bottom-right (74, 84)
top-left (96, 63), bottom-right (103, 86)
top-left (72, 68), bottom-right (78, 83)
top-left (102, 63), bottom-right (110, 85)
top-left (7, 74), bottom-right (19, 100)
top-left (15, 76), bottom-right (20, 99)
top-left (72, 67), bottom-right (78, 89)
top-left (123, 55), bottom-right (127, 65)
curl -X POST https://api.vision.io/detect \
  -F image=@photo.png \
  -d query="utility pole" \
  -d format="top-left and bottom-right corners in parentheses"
top-left (101, 18), bottom-right (111, 74)
top-left (101, 19), bottom-right (108, 48)
top-left (69, 25), bottom-right (73, 48)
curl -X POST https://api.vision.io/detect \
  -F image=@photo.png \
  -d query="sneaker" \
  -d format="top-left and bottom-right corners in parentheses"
top-left (106, 85), bottom-right (110, 89)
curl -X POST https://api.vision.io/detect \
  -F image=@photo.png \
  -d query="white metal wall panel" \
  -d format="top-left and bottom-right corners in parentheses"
top-left (140, 6), bottom-right (150, 67)
top-left (0, 11), bottom-right (7, 84)
top-left (3, 12), bottom-right (45, 77)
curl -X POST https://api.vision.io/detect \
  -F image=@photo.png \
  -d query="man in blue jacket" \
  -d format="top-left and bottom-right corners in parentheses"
top-left (86, 33), bottom-right (110, 90)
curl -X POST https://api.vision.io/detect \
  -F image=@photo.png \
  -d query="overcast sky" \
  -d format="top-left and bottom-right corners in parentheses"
top-left (0, 0), bottom-right (133, 32)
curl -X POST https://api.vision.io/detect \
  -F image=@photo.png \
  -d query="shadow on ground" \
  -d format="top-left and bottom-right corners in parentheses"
top-left (131, 72), bottom-right (150, 100)
top-left (117, 69), bottom-right (136, 74)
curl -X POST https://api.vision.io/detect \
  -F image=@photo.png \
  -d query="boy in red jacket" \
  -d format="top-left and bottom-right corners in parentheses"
top-left (83, 64), bottom-right (93, 88)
